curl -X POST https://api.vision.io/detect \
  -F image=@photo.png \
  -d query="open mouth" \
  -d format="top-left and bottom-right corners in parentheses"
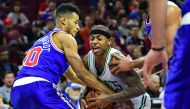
top-left (92, 47), bottom-right (100, 53)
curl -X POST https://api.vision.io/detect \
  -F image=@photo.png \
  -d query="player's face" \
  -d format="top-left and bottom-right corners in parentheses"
top-left (65, 12), bottom-right (80, 36)
top-left (90, 34), bottom-right (111, 55)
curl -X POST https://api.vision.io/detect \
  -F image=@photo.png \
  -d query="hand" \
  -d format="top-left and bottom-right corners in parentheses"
top-left (110, 54), bottom-right (133, 75)
top-left (87, 94), bottom-right (112, 109)
top-left (143, 49), bottom-right (168, 86)
top-left (80, 99), bottom-right (88, 109)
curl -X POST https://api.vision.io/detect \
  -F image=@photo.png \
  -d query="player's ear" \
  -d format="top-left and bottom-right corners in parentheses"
top-left (60, 17), bottom-right (66, 25)
top-left (108, 38), bottom-right (112, 46)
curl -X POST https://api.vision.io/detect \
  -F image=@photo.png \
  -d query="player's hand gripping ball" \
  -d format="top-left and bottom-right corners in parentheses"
top-left (84, 90), bottom-right (113, 109)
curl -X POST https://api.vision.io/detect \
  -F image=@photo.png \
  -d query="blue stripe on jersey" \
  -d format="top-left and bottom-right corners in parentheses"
top-left (17, 28), bottom-right (70, 84)
top-left (30, 52), bottom-right (36, 62)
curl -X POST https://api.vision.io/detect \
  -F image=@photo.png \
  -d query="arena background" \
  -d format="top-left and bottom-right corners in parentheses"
top-left (0, 0), bottom-right (184, 108)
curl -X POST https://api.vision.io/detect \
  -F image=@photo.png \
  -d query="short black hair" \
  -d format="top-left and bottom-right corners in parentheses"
top-left (3, 71), bottom-right (15, 79)
top-left (56, 3), bottom-right (80, 18)
top-left (90, 25), bottom-right (112, 39)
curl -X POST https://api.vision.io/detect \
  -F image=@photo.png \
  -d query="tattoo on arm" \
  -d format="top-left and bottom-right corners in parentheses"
top-left (107, 70), bottom-right (145, 101)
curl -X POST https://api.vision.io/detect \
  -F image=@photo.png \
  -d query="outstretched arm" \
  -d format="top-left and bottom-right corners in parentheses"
top-left (143, 0), bottom-right (168, 86)
top-left (110, 54), bottom-right (145, 74)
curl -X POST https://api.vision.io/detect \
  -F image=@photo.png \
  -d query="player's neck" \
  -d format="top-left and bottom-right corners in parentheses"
top-left (55, 24), bottom-right (67, 33)
top-left (95, 48), bottom-right (110, 64)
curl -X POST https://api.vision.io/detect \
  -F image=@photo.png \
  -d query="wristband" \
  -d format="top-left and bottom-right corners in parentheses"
top-left (151, 47), bottom-right (165, 51)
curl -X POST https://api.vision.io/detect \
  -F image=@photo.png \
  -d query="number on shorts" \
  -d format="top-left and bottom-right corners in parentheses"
top-left (23, 46), bottom-right (43, 67)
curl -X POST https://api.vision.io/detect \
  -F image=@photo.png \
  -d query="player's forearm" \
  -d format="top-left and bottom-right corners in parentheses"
top-left (132, 56), bottom-right (145, 68)
top-left (106, 70), bottom-right (145, 101)
top-left (68, 55), bottom-right (113, 94)
top-left (106, 86), bottom-right (145, 101)
top-left (149, 0), bottom-right (167, 48)
top-left (64, 70), bottom-right (87, 86)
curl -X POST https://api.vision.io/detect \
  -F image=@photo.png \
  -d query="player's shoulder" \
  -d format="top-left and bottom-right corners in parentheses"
top-left (110, 47), bottom-right (123, 55)
top-left (110, 47), bottom-right (132, 60)
top-left (53, 31), bottom-right (75, 42)
top-left (167, 1), bottom-right (181, 12)
top-left (167, 1), bottom-right (178, 7)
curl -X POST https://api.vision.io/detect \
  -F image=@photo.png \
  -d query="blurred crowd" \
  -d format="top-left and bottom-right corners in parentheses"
top-left (0, 0), bottom-right (182, 109)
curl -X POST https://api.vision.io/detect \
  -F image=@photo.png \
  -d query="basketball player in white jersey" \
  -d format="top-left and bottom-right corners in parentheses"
top-left (110, 1), bottom-right (181, 78)
top-left (80, 25), bottom-right (151, 109)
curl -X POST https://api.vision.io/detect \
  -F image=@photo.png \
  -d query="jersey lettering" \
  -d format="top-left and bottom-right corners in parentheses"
top-left (102, 80), bottom-right (123, 92)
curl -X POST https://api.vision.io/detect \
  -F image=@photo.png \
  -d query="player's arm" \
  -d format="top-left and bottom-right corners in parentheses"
top-left (149, 0), bottom-right (167, 48)
top-left (110, 54), bottom-right (145, 74)
top-left (64, 66), bottom-right (87, 86)
top-left (165, 5), bottom-right (181, 57)
top-left (56, 32), bottom-right (113, 94)
top-left (105, 70), bottom-right (145, 101)
top-left (143, 0), bottom-right (168, 86)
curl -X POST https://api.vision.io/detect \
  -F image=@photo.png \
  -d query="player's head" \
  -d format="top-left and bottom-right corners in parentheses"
top-left (90, 25), bottom-right (112, 55)
top-left (55, 3), bottom-right (80, 36)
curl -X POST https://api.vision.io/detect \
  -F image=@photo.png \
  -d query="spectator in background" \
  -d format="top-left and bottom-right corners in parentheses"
top-left (78, 15), bottom-right (94, 56)
top-left (42, 15), bottom-right (55, 33)
top-left (28, 20), bottom-right (45, 46)
top-left (125, 38), bottom-right (135, 57)
top-left (39, 0), bottom-right (56, 18)
top-left (0, 50), bottom-right (18, 86)
top-left (118, 14), bottom-right (129, 37)
top-left (38, 0), bottom-right (49, 15)
top-left (146, 74), bottom-right (161, 98)
top-left (2, 17), bottom-right (21, 47)
top-left (65, 82), bottom-right (83, 109)
top-left (8, 40), bottom-right (24, 66)
top-left (90, 7), bottom-right (105, 25)
top-left (0, 72), bottom-right (14, 105)
top-left (7, 1), bottom-right (29, 27)
top-left (132, 46), bottom-right (143, 59)
top-left (126, 25), bottom-right (146, 55)
top-left (112, 0), bottom-right (125, 16)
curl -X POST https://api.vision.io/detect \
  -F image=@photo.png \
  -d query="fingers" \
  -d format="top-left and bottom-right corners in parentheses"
top-left (87, 98), bottom-right (96, 102)
top-left (80, 99), bottom-right (88, 109)
top-left (109, 60), bottom-right (120, 66)
top-left (112, 54), bottom-right (124, 60)
top-left (110, 66), bottom-right (119, 74)
top-left (143, 62), bottom-right (153, 87)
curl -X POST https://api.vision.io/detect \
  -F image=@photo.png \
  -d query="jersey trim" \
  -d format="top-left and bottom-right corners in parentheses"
top-left (99, 47), bottom-right (111, 77)
top-left (181, 12), bottom-right (190, 25)
top-left (50, 34), bottom-right (64, 54)
top-left (139, 94), bottom-right (147, 109)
